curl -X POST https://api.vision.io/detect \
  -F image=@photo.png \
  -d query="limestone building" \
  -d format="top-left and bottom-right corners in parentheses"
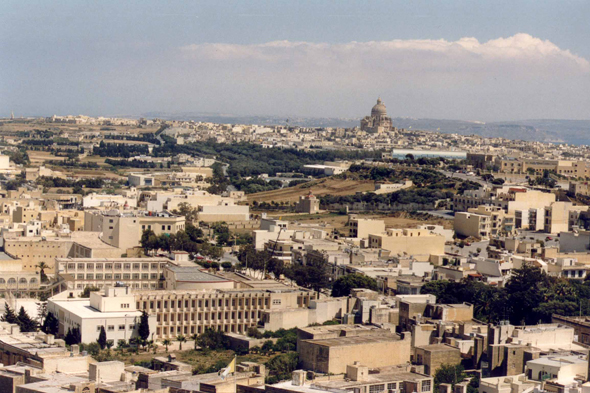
top-left (134, 287), bottom-right (315, 339)
top-left (361, 98), bottom-right (394, 133)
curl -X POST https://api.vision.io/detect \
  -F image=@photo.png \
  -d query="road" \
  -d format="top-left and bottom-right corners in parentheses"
top-left (439, 170), bottom-right (493, 188)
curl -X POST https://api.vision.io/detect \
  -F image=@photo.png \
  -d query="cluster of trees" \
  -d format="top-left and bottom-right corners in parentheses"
top-left (105, 159), bottom-right (168, 169)
top-left (332, 274), bottom-right (378, 297)
top-left (232, 178), bottom-right (283, 194)
top-left (422, 264), bottom-right (590, 325)
top-left (321, 187), bottom-right (454, 207)
top-left (237, 245), bottom-right (330, 292)
top-left (434, 364), bottom-right (479, 393)
top-left (46, 159), bottom-right (99, 169)
top-left (153, 140), bottom-right (383, 178)
top-left (140, 223), bottom-right (224, 259)
top-left (528, 169), bottom-right (558, 188)
top-left (6, 149), bottom-right (29, 166)
top-left (36, 176), bottom-right (105, 189)
top-left (1, 305), bottom-right (38, 332)
top-left (103, 133), bottom-right (157, 143)
top-left (94, 141), bottom-right (150, 157)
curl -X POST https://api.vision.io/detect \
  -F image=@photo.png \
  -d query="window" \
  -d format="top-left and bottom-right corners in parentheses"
top-left (105, 263), bottom-right (113, 269)
top-left (150, 273), bottom-right (158, 279)
top-left (86, 274), bottom-right (94, 279)
top-left (124, 264), bottom-right (131, 270)
top-left (96, 274), bottom-right (103, 280)
top-left (121, 303), bottom-right (129, 308)
top-left (96, 264), bottom-right (103, 270)
top-left (77, 263), bottom-right (85, 270)
top-left (107, 325), bottom-right (114, 331)
top-left (142, 273), bottom-right (149, 279)
top-left (96, 326), bottom-right (102, 332)
top-left (369, 385), bottom-right (385, 393)
top-left (421, 381), bottom-right (431, 392)
top-left (119, 324), bottom-right (125, 330)
top-left (114, 263), bottom-right (121, 270)
top-left (142, 263), bottom-right (149, 270)
top-left (105, 274), bottom-right (112, 279)
top-left (67, 263), bottom-right (75, 270)
top-left (133, 263), bottom-right (140, 270)
top-left (162, 225), bottom-right (166, 230)
top-left (77, 274), bottom-right (84, 279)
top-left (133, 273), bottom-right (140, 280)
top-left (114, 274), bottom-right (121, 280)
top-left (387, 383), bottom-right (397, 390)
top-left (272, 299), bottom-right (281, 305)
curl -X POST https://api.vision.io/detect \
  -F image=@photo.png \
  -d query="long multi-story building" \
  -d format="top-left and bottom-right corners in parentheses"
top-left (56, 257), bottom-right (172, 290)
top-left (134, 288), bottom-right (316, 338)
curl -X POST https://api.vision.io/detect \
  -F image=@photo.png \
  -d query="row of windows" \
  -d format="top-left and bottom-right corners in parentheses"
top-left (97, 324), bottom-right (135, 332)
top-left (76, 273), bottom-right (160, 280)
top-left (138, 297), bottom-right (272, 310)
top-left (157, 322), bottom-right (256, 337)
top-left (156, 310), bottom-right (262, 322)
top-left (76, 283), bottom-right (158, 289)
top-left (67, 263), bottom-right (164, 271)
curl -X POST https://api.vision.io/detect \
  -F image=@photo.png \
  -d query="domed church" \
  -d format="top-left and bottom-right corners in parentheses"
top-left (360, 98), bottom-right (394, 133)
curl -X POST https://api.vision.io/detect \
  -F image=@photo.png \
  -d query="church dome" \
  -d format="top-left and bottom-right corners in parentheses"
top-left (371, 98), bottom-right (387, 117)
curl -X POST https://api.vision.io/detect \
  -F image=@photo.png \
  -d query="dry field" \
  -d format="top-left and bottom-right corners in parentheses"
top-left (247, 177), bottom-right (375, 204)
top-left (283, 212), bottom-right (452, 232)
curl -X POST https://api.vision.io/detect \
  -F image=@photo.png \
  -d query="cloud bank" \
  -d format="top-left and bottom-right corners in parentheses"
top-left (180, 33), bottom-right (589, 72)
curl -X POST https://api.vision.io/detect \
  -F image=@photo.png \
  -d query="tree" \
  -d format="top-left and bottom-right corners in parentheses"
top-left (41, 311), bottom-right (59, 335)
top-left (434, 364), bottom-right (467, 390)
top-left (196, 328), bottom-right (230, 350)
top-left (65, 327), bottom-right (81, 346)
top-left (17, 306), bottom-right (38, 332)
top-left (191, 333), bottom-right (199, 350)
top-left (1, 304), bottom-right (17, 324)
top-left (265, 352), bottom-right (299, 384)
top-left (37, 262), bottom-right (50, 283)
top-left (176, 335), bottom-right (186, 350)
top-left (97, 326), bottom-right (107, 349)
top-left (162, 339), bottom-right (172, 352)
top-left (332, 274), bottom-right (379, 297)
top-left (80, 286), bottom-right (100, 298)
top-left (138, 310), bottom-right (150, 342)
top-left (141, 229), bottom-right (159, 252)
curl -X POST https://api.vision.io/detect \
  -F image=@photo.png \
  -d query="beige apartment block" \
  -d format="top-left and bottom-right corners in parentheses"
top-left (134, 288), bottom-right (315, 339)
top-left (368, 228), bottom-right (445, 260)
top-left (84, 210), bottom-right (185, 250)
top-left (348, 216), bottom-right (386, 239)
top-left (544, 202), bottom-right (587, 233)
top-left (298, 333), bottom-right (411, 374)
top-left (455, 205), bottom-right (515, 240)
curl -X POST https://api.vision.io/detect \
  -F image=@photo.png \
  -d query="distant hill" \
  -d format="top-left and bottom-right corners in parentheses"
top-left (141, 111), bottom-right (590, 145)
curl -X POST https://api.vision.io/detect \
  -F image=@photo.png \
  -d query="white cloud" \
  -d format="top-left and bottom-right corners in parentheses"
top-left (180, 33), bottom-right (589, 72)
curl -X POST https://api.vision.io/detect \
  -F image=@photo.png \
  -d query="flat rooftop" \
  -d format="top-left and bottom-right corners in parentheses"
top-left (50, 299), bottom-right (142, 319)
top-left (302, 333), bottom-right (401, 347)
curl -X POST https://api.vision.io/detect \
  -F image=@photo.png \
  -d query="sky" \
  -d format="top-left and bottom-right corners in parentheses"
top-left (2, 0), bottom-right (590, 122)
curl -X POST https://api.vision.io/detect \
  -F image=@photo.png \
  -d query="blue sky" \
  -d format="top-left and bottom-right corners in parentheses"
top-left (2, 0), bottom-right (590, 121)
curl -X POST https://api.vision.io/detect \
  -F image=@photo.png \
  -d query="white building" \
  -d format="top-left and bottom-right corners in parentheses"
top-left (48, 286), bottom-right (157, 346)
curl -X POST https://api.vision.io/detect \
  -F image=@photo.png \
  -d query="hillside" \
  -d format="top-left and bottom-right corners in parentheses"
top-left (246, 178), bottom-right (375, 204)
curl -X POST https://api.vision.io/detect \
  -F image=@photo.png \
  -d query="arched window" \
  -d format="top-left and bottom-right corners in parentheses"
top-left (7, 278), bottom-right (16, 288)
top-left (0, 278), bottom-right (5, 285)
top-left (30, 278), bottom-right (38, 285)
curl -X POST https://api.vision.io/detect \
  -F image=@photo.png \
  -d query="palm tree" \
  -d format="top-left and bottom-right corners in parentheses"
top-left (176, 335), bottom-right (186, 351)
top-left (190, 333), bottom-right (199, 350)
top-left (162, 339), bottom-right (171, 352)
top-left (36, 262), bottom-right (49, 283)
